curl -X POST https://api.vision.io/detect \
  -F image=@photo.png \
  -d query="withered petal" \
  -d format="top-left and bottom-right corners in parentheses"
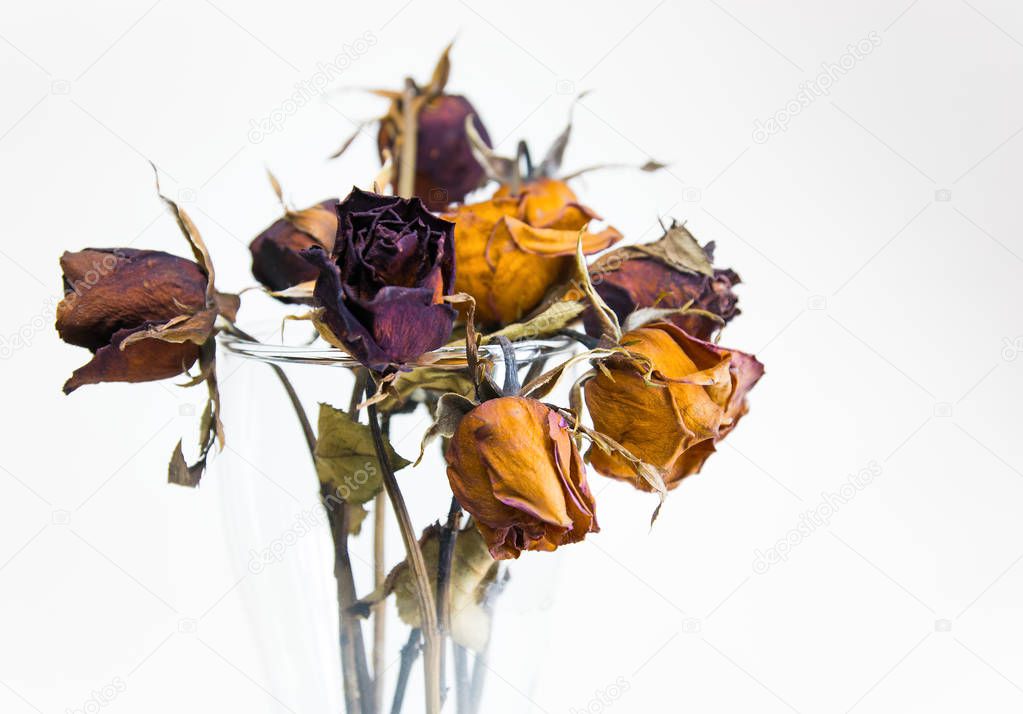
top-left (63, 323), bottom-right (201, 394)
top-left (56, 249), bottom-right (207, 351)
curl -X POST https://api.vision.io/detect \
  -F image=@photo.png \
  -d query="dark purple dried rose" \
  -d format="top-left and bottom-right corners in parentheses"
top-left (301, 188), bottom-right (457, 371)
top-left (56, 248), bottom-right (213, 393)
top-left (583, 222), bottom-right (741, 341)
top-left (250, 198), bottom-right (338, 295)
top-left (379, 94), bottom-right (491, 211)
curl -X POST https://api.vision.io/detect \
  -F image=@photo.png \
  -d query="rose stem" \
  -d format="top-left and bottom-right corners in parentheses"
top-left (397, 78), bottom-right (419, 198)
top-left (227, 324), bottom-right (371, 714)
top-left (435, 495), bottom-right (463, 704)
top-left (371, 417), bottom-right (390, 714)
top-left (367, 394), bottom-right (442, 714)
top-left (389, 628), bottom-right (422, 714)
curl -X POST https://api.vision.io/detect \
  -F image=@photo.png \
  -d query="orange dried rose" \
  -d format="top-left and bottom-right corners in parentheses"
top-left (584, 322), bottom-right (763, 490)
top-left (443, 179), bottom-right (621, 327)
top-left (445, 396), bottom-right (598, 559)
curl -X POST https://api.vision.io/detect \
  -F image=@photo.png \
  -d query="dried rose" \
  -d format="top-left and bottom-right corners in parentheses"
top-left (443, 179), bottom-right (622, 327)
top-left (584, 322), bottom-right (763, 490)
top-left (56, 248), bottom-right (213, 394)
top-left (584, 222), bottom-right (740, 340)
top-left (301, 187), bottom-right (456, 371)
top-left (445, 396), bottom-right (598, 559)
top-left (379, 94), bottom-right (491, 211)
top-left (250, 198), bottom-right (338, 295)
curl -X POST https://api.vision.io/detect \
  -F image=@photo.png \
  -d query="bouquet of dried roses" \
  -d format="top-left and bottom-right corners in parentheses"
top-left (55, 45), bottom-right (763, 714)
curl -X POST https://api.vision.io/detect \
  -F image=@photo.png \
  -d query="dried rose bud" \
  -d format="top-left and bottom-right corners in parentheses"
top-left (585, 322), bottom-right (763, 489)
top-left (584, 222), bottom-right (740, 340)
top-left (445, 396), bottom-right (598, 559)
top-left (55, 248), bottom-right (211, 394)
top-left (250, 198), bottom-right (338, 295)
top-left (380, 94), bottom-right (491, 211)
top-left (443, 179), bottom-right (621, 327)
top-left (302, 188), bottom-right (456, 371)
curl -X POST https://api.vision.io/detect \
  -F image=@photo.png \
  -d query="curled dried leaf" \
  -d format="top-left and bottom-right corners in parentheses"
top-left (315, 403), bottom-right (410, 505)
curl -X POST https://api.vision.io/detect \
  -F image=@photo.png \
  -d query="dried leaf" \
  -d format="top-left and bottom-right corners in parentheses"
top-left (267, 168), bottom-right (286, 207)
top-left (347, 503), bottom-right (369, 536)
top-left (328, 121), bottom-right (370, 160)
top-left (520, 347), bottom-right (621, 400)
top-left (575, 230), bottom-right (620, 341)
top-left (214, 291), bottom-right (241, 323)
top-left (571, 419), bottom-right (667, 525)
top-left (118, 309), bottom-right (217, 350)
top-left (379, 367), bottom-right (475, 413)
top-left (354, 523), bottom-right (499, 652)
top-left (537, 90), bottom-right (590, 178)
top-left (482, 300), bottom-right (585, 344)
top-left (151, 163), bottom-right (216, 306)
top-left (416, 392), bottom-right (476, 464)
top-left (371, 149), bottom-right (394, 193)
top-left (269, 280), bottom-right (316, 301)
top-left (560, 158), bottom-right (667, 181)
top-left (168, 440), bottom-right (204, 487)
top-left (423, 41), bottom-right (452, 98)
top-left (593, 221), bottom-right (713, 278)
top-left (465, 115), bottom-right (517, 185)
top-left (315, 403), bottom-right (410, 504)
top-left (286, 204), bottom-right (337, 251)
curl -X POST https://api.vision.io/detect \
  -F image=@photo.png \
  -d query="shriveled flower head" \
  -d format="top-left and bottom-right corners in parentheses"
top-left (446, 396), bottom-right (598, 559)
top-left (584, 222), bottom-right (740, 341)
top-left (56, 248), bottom-right (214, 394)
top-left (302, 187), bottom-right (457, 371)
top-left (379, 94), bottom-right (490, 211)
top-left (250, 198), bottom-right (338, 296)
top-left (443, 179), bottom-right (621, 327)
top-left (584, 322), bottom-right (763, 490)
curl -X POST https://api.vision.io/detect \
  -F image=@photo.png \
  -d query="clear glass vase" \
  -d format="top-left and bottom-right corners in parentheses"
top-left (208, 324), bottom-right (576, 713)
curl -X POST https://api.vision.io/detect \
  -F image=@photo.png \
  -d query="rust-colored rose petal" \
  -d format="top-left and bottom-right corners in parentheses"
top-left (446, 180), bottom-right (621, 327)
top-left (585, 322), bottom-right (763, 489)
top-left (63, 323), bottom-right (201, 394)
top-left (250, 199), bottom-right (338, 295)
top-left (446, 396), bottom-right (597, 559)
top-left (56, 249), bottom-right (207, 350)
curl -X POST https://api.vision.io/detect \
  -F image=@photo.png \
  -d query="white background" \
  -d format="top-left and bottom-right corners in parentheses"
top-left (2, 0), bottom-right (1023, 712)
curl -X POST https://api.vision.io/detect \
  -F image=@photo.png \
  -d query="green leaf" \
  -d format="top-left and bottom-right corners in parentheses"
top-left (315, 403), bottom-right (410, 504)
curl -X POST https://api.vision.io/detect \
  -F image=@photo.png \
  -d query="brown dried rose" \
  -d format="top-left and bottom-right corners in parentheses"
top-left (56, 176), bottom-right (232, 486)
top-left (56, 248), bottom-right (214, 394)
top-left (379, 94), bottom-right (490, 211)
top-left (301, 188), bottom-right (456, 371)
top-left (584, 322), bottom-right (763, 490)
top-left (584, 222), bottom-right (740, 340)
top-left (443, 179), bottom-right (622, 327)
top-left (250, 198), bottom-right (338, 295)
top-left (445, 396), bottom-right (598, 559)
